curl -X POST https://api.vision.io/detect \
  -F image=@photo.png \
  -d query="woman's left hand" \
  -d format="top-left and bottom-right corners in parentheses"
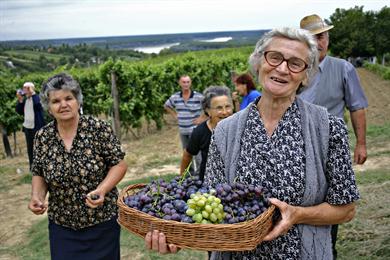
top-left (263, 198), bottom-right (298, 241)
top-left (85, 190), bottom-right (105, 208)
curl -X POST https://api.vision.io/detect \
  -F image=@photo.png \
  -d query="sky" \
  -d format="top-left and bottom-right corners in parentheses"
top-left (0, 0), bottom-right (388, 41)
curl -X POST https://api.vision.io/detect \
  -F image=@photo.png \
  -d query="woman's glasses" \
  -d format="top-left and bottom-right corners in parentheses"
top-left (210, 104), bottom-right (233, 113)
top-left (264, 51), bottom-right (308, 73)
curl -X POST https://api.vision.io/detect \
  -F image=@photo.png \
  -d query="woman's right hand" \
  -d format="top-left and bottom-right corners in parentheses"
top-left (28, 197), bottom-right (47, 215)
top-left (145, 230), bottom-right (179, 254)
top-left (232, 91), bottom-right (239, 101)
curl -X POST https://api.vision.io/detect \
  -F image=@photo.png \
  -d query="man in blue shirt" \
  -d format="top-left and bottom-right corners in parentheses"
top-left (299, 14), bottom-right (369, 259)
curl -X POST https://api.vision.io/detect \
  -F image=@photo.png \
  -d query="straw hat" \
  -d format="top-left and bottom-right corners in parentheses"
top-left (300, 14), bottom-right (334, 35)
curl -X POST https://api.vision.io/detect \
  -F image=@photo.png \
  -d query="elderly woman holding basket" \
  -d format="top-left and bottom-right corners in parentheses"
top-left (146, 27), bottom-right (359, 260)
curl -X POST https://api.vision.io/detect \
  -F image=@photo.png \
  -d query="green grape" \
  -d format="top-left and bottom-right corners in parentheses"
top-left (209, 213), bottom-right (218, 223)
top-left (186, 191), bottom-right (226, 224)
top-left (196, 199), bottom-right (206, 207)
top-left (192, 213), bottom-right (203, 223)
top-left (186, 208), bottom-right (196, 216)
top-left (201, 219), bottom-right (210, 224)
top-left (205, 204), bottom-right (213, 213)
top-left (210, 202), bottom-right (219, 209)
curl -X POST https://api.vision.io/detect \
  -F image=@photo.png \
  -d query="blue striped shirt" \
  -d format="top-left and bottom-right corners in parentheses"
top-left (164, 90), bottom-right (204, 134)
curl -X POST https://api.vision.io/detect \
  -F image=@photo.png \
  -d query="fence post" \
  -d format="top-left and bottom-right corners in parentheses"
top-left (111, 72), bottom-right (121, 140)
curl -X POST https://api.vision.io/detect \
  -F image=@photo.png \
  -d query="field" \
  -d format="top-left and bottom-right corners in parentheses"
top-left (0, 68), bottom-right (389, 259)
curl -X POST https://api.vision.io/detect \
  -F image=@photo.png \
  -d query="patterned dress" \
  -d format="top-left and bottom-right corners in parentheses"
top-left (32, 115), bottom-right (125, 230)
top-left (205, 100), bottom-right (360, 259)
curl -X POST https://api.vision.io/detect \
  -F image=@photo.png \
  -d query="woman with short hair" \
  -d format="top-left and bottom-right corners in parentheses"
top-left (28, 72), bottom-right (127, 260)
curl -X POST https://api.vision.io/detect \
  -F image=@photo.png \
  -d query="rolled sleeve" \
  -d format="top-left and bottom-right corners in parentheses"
top-left (164, 96), bottom-right (175, 109)
top-left (344, 63), bottom-right (368, 112)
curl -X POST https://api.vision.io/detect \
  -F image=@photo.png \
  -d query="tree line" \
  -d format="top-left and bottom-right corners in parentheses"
top-left (327, 6), bottom-right (389, 64)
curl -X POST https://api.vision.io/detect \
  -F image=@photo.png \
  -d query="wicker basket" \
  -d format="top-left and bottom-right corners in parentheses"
top-left (117, 183), bottom-right (275, 252)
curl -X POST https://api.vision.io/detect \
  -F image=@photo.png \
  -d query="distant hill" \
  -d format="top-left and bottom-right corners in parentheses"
top-left (0, 30), bottom-right (269, 50)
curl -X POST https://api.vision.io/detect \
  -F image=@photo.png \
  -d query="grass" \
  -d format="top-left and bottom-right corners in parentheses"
top-left (348, 122), bottom-right (390, 151)
top-left (0, 165), bottom-right (31, 191)
top-left (337, 178), bottom-right (389, 260)
top-left (143, 156), bottom-right (181, 170)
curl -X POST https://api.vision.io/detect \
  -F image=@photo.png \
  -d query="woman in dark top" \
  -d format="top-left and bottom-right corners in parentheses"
top-left (179, 86), bottom-right (233, 181)
top-left (145, 28), bottom-right (359, 259)
top-left (28, 73), bottom-right (128, 260)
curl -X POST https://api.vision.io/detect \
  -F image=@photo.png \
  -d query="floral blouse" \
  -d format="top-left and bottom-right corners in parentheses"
top-left (32, 115), bottom-right (125, 230)
top-left (205, 100), bottom-right (360, 259)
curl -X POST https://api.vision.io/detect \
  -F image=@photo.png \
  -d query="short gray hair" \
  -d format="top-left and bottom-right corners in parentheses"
top-left (202, 86), bottom-right (232, 116)
top-left (249, 27), bottom-right (319, 89)
top-left (40, 72), bottom-right (83, 110)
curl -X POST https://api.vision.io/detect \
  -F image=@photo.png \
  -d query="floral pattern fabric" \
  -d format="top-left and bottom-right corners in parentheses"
top-left (32, 115), bottom-right (125, 230)
top-left (205, 100), bottom-right (359, 259)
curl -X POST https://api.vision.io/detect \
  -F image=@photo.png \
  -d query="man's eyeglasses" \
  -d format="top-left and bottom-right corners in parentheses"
top-left (210, 104), bottom-right (233, 113)
top-left (263, 51), bottom-right (308, 73)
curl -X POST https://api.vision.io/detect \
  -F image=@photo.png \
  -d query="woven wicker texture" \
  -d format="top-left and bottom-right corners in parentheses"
top-left (117, 184), bottom-right (275, 251)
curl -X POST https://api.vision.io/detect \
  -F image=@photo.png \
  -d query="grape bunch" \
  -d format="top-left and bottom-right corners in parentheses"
top-left (123, 175), bottom-right (271, 224)
top-left (185, 191), bottom-right (225, 224)
top-left (124, 175), bottom-right (208, 223)
top-left (213, 182), bottom-right (271, 224)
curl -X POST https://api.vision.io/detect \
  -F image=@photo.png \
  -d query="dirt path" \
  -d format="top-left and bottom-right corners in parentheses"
top-left (357, 68), bottom-right (390, 125)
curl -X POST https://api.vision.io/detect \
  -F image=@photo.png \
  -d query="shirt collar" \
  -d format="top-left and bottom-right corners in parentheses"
top-left (180, 90), bottom-right (194, 98)
top-left (318, 55), bottom-right (329, 72)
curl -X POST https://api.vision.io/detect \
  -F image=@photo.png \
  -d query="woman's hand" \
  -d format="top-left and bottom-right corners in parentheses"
top-left (145, 230), bottom-right (179, 254)
top-left (232, 91), bottom-right (239, 101)
top-left (28, 197), bottom-right (47, 215)
top-left (85, 190), bottom-right (105, 208)
top-left (263, 198), bottom-right (298, 241)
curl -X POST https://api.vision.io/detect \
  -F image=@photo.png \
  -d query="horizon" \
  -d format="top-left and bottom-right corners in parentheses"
top-left (0, 28), bottom-right (269, 43)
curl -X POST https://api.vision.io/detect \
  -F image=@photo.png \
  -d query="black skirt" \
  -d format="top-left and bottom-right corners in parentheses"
top-left (48, 217), bottom-right (120, 260)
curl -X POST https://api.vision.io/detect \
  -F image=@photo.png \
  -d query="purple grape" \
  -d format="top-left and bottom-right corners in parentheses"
top-left (222, 184), bottom-right (232, 193)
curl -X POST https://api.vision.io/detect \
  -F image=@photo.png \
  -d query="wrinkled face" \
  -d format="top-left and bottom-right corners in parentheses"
top-left (179, 76), bottom-right (191, 91)
top-left (314, 31), bottom-right (329, 62)
top-left (206, 95), bottom-right (233, 125)
top-left (235, 83), bottom-right (247, 96)
top-left (48, 89), bottom-right (80, 122)
top-left (259, 37), bottom-right (309, 98)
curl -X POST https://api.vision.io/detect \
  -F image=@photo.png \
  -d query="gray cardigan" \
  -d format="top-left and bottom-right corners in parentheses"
top-left (210, 97), bottom-right (333, 260)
